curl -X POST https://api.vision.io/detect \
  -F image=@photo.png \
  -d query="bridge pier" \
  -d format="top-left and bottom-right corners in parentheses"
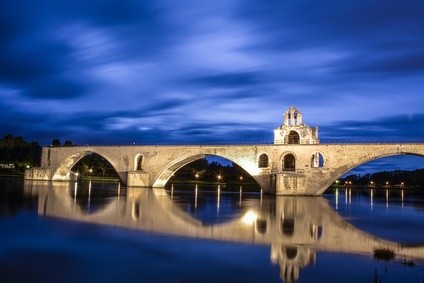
top-left (274, 173), bottom-right (308, 196)
top-left (126, 171), bottom-right (150, 187)
top-left (24, 168), bottom-right (52, 181)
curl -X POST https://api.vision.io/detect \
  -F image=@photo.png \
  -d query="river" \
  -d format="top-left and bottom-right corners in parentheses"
top-left (1, 177), bottom-right (423, 283)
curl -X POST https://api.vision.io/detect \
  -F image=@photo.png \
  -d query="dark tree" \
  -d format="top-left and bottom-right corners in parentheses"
top-left (52, 139), bottom-right (61, 147)
top-left (63, 140), bottom-right (74, 147)
top-left (0, 134), bottom-right (42, 171)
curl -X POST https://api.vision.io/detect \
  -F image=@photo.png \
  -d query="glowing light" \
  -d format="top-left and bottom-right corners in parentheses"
top-left (195, 184), bottom-right (198, 209)
top-left (242, 210), bottom-right (257, 225)
top-left (335, 188), bottom-right (339, 210)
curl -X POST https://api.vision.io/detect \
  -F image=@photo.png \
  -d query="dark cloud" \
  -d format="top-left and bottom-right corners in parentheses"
top-left (340, 51), bottom-right (424, 76)
top-left (320, 114), bottom-right (424, 140)
top-left (238, 0), bottom-right (424, 83)
top-left (0, 0), bottom-right (168, 100)
top-left (240, 0), bottom-right (424, 48)
top-left (188, 72), bottom-right (264, 88)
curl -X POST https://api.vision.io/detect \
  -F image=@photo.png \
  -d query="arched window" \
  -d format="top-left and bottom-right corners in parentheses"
top-left (136, 155), bottom-right (143, 171)
top-left (311, 153), bottom-right (324, 168)
top-left (283, 154), bottom-right (296, 171)
top-left (258, 154), bottom-right (269, 168)
top-left (287, 131), bottom-right (300, 144)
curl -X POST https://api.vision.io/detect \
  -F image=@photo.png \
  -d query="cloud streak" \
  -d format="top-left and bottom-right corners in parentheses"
top-left (0, 0), bottom-right (422, 164)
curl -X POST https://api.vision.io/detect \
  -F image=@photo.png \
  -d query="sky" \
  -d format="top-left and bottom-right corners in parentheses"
top-left (0, 1), bottom-right (423, 172)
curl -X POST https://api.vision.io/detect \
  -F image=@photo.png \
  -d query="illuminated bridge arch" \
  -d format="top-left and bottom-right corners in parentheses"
top-left (315, 150), bottom-right (424, 195)
top-left (51, 149), bottom-right (123, 183)
top-left (152, 153), bottom-right (260, 188)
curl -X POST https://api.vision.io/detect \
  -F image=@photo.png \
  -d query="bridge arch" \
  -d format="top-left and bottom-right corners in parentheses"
top-left (152, 154), bottom-right (205, 187)
top-left (51, 150), bottom-right (123, 183)
top-left (316, 150), bottom-right (424, 195)
top-left (152, 153), bottom-right (260, 188)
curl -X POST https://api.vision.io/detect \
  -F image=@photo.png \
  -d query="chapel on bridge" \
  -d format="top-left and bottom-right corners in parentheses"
top-left (273, 106), bottom-right (319, 145)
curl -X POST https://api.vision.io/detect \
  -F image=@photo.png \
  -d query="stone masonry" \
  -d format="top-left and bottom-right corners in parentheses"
top-left (25, 107), bottom-right (424, 195)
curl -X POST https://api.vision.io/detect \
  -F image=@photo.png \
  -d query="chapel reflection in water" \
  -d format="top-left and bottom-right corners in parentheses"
top-left (24, 180), bottom-right (424, 283)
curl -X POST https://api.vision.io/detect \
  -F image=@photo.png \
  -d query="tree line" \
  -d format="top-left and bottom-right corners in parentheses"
top-left (339, 169), bottom-right (424, 188)
top-left (0, 134), bottom-right (41, 173)
top-left (0, 135), bottom-right (74, 174)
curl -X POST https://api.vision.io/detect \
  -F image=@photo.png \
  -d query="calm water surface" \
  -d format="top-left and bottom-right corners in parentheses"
top-left (1, 177), bottom-right (424, 283)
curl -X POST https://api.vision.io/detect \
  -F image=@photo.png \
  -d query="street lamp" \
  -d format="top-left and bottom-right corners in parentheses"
top-left (217, 175), bottom-right (222, 181)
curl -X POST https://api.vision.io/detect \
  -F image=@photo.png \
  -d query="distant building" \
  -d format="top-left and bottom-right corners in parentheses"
top-left (274, 106), bottom-right (319, 145)
top-left (0, 163), bottom-right (15, 169)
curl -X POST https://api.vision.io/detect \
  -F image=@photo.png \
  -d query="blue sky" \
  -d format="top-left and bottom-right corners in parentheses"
top-left (0, 1), bottom-right (423, 172)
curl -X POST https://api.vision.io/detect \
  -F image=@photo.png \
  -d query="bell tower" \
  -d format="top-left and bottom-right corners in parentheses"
top-left (274, 106), bottom-right (319, 144)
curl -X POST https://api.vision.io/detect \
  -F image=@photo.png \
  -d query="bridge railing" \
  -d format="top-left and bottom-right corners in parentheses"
top-left (47, 138), bottom-right (424, 147)
top-left (319, 138), bottom-right (424, 144)
top-left (50, 141), bottom-right (275, 147)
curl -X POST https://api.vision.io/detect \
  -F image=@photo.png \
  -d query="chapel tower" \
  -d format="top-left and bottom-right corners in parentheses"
top-left (274, 106), bottom-right (319, 144)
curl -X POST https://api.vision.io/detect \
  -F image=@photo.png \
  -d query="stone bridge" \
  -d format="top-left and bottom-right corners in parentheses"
top-left (24, 106), bottom-right (424, 195)
top-left (24, 180), bottom-right (424, 283)
top-left (24, 143), bottom-right (424, 195)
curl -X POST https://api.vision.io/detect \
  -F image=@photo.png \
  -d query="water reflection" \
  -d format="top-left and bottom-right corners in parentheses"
top-left (22, 180), bottom-right (424, 283)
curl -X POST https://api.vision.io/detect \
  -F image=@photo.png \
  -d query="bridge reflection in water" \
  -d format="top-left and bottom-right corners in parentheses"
top-left (24, 180), bottom-right (424, 283)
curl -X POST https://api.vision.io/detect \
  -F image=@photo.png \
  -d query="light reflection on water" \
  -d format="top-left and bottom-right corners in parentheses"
top-left (1, 177), bottom-right (424, 283)
top-left (165, 183), bottom-right (265, 225)
top-left (325, 187), bottom-right (424, 245)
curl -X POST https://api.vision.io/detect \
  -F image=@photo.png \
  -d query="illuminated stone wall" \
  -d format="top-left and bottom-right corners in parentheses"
top-left (25, 143), bottom-right (424, 195)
